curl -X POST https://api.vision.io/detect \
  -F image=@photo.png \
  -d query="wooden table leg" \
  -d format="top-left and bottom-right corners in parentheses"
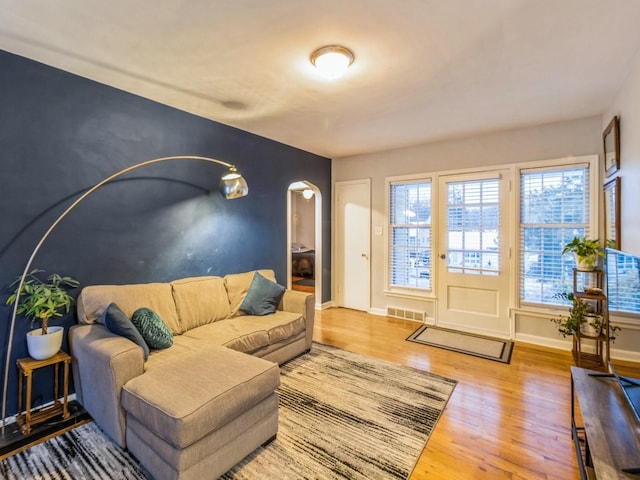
top-left (62, 358), bottom-right (69, 419)
top-left (24, 370), bottom-right (32, 434)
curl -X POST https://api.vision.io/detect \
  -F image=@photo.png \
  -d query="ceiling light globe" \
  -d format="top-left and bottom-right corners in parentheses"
top-left (311, 46), bottom-right (354, 79)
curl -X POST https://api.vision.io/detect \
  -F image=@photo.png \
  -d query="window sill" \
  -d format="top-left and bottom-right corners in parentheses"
top-left (384, 289), bottom-right (435, 301)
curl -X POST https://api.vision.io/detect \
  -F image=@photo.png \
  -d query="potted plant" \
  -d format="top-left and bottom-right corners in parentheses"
top-left (550, 292), bottom-right (621, 341)
top-left (550, 292), bottom-right (589, 337)
top-left (6, 269), bottom-right (80, 360)
top-left (581, 313), bottom-right (603, 337)
top-left (583, 314), bottom-right (621, 342)
top-left (562, 236), bottom-right (605, 271)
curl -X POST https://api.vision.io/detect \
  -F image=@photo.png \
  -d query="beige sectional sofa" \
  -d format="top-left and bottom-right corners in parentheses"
top-left (69, 269), bottom-right (314, 480)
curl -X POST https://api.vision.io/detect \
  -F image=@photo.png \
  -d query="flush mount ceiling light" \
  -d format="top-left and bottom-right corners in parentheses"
top-left (310, 45), bottom-right (354, 79)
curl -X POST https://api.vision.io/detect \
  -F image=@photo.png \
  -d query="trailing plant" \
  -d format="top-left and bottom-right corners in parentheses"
top-left (589, 315), bottom-right (621, 342)
top-left (6, 269), bottom-right (80, 335)
top-left (550, 292), bottom-right (590, 337)
top-left (550, 291), bottom-right (621, 342)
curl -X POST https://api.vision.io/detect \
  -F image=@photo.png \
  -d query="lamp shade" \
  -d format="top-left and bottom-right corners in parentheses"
top-left (221, 171), bottom-right (249, 199)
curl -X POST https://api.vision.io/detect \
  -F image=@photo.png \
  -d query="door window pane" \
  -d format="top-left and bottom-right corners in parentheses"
top-left (446, 179), bottom-right (500, 275)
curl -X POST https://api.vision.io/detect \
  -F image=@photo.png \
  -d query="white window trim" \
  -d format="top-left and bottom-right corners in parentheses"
top-left (385, 173), bottom-right (435, 298)
top-left (514, 154), bottom-right (599, 311)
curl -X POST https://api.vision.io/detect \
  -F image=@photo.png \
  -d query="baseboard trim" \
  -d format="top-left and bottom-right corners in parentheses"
top-left (515, 333), bottom-right (640, 363)
top-left (515, 333), bottom-right (571, 351)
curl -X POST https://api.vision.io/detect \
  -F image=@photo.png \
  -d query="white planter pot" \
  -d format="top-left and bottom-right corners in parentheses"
top-left (26, 326), bottom-right (64, 360)
top-left (576, 253), bottom-right (597, 271)
top-left (580, 317), bottom-right (602, 338)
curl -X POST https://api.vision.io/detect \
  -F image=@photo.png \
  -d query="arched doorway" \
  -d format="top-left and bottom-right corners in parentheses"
top-left (287, 181), bottom-right (321, 308)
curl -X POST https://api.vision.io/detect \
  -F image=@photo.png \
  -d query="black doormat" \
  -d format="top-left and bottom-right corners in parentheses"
top-left (407, 325), bottom-right (514, 364)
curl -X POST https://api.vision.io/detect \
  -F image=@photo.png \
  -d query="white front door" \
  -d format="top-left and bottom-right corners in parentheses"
top-left (336, 180), bottom-right (371, 311)
top-left (436, 170), bottom-right (512, 337)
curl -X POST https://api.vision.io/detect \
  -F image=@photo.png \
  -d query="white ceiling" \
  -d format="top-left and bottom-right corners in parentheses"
top-left (2, 0), bottom-right (640, 158)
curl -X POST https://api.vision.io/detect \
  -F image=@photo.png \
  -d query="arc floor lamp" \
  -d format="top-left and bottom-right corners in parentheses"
top-left (1, 155), bottom-right (249, 431)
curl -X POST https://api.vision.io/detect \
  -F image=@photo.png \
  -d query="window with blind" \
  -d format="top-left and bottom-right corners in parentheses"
top-left (389, 180), bottom-right (432, 290)
top-left (607, 249), bottom-right (640, 314)
top-left (520, 165), bottom-right (590, 306)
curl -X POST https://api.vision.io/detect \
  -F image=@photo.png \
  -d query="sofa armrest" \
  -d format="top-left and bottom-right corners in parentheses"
top-left (280, 290), bottom-right (315, 349)
top-left (69, 324), bottom-right (145, 448)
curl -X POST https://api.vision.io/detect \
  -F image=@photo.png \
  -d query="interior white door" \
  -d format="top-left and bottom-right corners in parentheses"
top-left (436, 170), bottom-right (512, 337)
top-left (336, 180), bottom-right (370, 311)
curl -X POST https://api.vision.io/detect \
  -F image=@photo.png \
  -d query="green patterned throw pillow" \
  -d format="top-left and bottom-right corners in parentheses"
top-left (131, 307), bottom-right (173, 350)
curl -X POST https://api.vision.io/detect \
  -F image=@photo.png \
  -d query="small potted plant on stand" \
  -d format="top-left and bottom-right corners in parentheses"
top-left (580, 313), bottom-right (603, 337)
top-left (551, 292), bottom-right (588, 337)
top-left (551, 292), bottom-right (621, 341)
top-left (6, 269), bottom-right (80, 360)
top-left (562, 236), bottom-right (605, 271)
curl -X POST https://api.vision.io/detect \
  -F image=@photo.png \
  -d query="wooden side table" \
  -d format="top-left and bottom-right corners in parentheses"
top-left (16, 351), bottom-right (71, 434)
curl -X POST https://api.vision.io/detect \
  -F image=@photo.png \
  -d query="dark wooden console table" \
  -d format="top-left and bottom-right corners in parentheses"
top-left (571, 366), bottom-right (640, 479)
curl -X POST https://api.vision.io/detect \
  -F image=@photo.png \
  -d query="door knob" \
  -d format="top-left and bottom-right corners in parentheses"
top-left (440, 254), bottom-right (446, 259)
top-left (361, 253), bottom-right (368, 259)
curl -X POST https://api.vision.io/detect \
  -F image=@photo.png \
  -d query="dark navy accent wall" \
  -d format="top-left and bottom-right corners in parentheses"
top-left (0, 50), bottom-right (331, 417)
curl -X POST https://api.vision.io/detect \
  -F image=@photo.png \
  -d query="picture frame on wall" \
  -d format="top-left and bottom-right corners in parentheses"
top-left (603, 116), bottom-right (620, 177)
top-left (603, 176), bottom-right (620, 250)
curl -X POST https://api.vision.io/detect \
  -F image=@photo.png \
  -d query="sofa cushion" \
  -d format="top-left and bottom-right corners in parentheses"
top-left (132, 307), bottom-right (173, 350)
top-left (77, 283), bottom-right (182, 335)
top-left (182, 311), bottom-right (304, 353)
top-left (239, 312), bottom-right (305, 345)
top-left (239, 272), bottom-right (286, 316)
top-left (224, 270), bottom-right (277, 317)
top-left (182, 320), bottom-right (270, 353)
top-left (170, 276), bottom-right (231, 330)
top-left (121, 345), bottom-right (280, 449)
top-left (103, 303), bottom-right (150, 361)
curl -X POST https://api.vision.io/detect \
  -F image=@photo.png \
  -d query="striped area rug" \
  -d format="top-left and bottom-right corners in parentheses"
top-left (1, 343), bottom-right (456, 480)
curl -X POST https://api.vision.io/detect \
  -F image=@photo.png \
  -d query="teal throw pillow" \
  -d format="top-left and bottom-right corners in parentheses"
top-left (131, 307), bottom-right (173, 350)
top-left (239, 271), bottom-right (286, 316)
top-left (103, 303), bottom-right (150, 361)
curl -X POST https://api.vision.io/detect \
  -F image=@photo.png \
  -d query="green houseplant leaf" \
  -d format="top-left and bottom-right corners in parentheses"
top-left (562, 236), bottom-right (605, 259)
top-left (550, 291), bottom-right (621, 342)
top-left (6, 269), bottom-right (80, 334)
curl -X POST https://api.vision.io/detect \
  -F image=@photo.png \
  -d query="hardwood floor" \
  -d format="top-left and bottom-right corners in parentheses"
top-left (313, 307), bottom-right (640, 480)
top-left (291, 275), bottom-right (315, 293)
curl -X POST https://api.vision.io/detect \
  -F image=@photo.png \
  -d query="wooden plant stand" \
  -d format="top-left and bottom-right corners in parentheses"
top-left (571, 268), bottom-right (610, 371)
top-left (16, 351), bottom-right (71, 435)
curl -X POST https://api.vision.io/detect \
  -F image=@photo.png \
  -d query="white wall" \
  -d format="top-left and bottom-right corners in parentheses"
top-left (603, 45), bottom-right (640, 258)
top-left (600, 44), bottom-right (640, 358)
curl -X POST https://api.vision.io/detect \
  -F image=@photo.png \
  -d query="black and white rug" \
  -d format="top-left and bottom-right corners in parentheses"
top-left (1, 343), bottom-right (456, 480)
